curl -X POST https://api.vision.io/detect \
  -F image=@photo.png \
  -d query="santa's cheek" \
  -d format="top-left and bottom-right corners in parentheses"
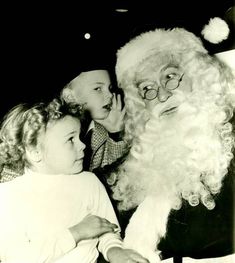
top-left (179, 77), bottom-right (193, 94)
top-left (145, 99), bottom-right (159, 111)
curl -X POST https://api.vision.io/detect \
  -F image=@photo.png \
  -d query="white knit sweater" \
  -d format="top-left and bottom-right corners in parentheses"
top-left (0, 170), bottom-right (122, 263)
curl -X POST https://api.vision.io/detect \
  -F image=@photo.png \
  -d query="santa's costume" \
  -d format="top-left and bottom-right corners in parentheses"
top-left (109, 16), bottom-right (235, 263)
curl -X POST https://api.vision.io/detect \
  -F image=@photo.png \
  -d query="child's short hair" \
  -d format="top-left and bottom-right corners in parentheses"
top-left (60, 82), bottom-right (82, 111)
top-left (0, 98), bottom-right (83, 171)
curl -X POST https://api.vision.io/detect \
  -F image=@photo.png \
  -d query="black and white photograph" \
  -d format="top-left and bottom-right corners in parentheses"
top-left (0, 1), bottom-right (234, 262)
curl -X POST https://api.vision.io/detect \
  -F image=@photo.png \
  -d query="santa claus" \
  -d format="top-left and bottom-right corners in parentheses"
top-left (108, 19), bottom-right (235, 263)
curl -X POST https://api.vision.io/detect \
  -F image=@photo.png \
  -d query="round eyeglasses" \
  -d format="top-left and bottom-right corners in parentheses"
top-left (142, 74), bottom-right (184, 101)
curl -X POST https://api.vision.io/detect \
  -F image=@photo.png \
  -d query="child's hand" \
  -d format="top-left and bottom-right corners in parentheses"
top-left (107, 247), bottom-right (149, 263)
top-left (96, 94), bottom-right (126, 133)
top-left (69, 215), bottom-right (119, 243)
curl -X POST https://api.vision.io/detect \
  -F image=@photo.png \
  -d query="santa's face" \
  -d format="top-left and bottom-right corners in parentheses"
top-left (114, 51), bottom-right (235, 212)
top-left (135, 54), bottom-right (192, 115)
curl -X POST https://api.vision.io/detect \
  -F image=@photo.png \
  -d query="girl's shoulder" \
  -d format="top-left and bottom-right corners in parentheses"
top-left (79, 171), bottom-right (102, 183)
top-left (78, 171), bottom-right (106, 190)
top-left (64, 171), bottom-right (100, 185)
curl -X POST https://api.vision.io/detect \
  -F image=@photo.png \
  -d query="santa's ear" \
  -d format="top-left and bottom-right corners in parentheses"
top-left (25, 145), bottom-right (42, 163)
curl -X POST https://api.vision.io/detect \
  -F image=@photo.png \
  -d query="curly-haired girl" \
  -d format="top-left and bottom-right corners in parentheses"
top-left (0, 99), bottom-right (148, 263)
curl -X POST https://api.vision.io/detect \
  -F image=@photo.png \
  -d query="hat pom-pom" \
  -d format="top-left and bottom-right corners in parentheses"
top-left (201, 17), bottom-right (230, 44)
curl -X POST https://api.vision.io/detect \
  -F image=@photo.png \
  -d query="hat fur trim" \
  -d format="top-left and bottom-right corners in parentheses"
top-left (116, 28), bottom-right (207, 84)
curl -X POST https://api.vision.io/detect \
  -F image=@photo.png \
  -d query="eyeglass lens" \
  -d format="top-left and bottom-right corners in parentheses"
top-left (165, 78), bottom-right (180, 90)
top-left (144, 89), bottom-right (158, 100)
top-left (144, 75), bottom-right (183, 100)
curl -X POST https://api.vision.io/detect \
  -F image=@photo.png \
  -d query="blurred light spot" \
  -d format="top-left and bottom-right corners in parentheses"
top-left (84, 33), bottom-right (91, 39)
top-left (115, 8), bottom-right (128, 12)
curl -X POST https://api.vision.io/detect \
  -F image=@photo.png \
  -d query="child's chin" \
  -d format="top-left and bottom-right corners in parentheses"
top-left (93, 111), bottom-right (110, 120)
top-left (68, 166), bottom-right (83, 175)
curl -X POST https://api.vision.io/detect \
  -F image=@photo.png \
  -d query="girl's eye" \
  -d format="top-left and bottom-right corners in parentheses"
top-left (94, 87), bottom-right (102, 91)
top-left (68, 137), bottom-right (74, 144)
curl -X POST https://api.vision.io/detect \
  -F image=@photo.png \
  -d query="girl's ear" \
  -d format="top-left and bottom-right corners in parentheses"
top-left (61, 87), bottom-right (76, 104)
top-left (25, 146), bottom-right (42, 163)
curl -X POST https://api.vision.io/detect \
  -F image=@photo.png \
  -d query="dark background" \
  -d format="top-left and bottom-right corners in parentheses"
top-left (1, 0), bottom-right (234, 119)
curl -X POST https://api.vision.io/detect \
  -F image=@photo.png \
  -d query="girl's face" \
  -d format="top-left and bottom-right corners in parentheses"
top-left (70, 70), bottom-right (113, 120)
top-left (38, 116), bottom-right (85, 175)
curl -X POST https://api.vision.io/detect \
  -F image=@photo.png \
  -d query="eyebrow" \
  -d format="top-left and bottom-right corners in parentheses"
top-left (94, 81), bottom-right (105, 85)
top-left (64, 131), bottom-right (77, 138)
top-left (135, 63), bottom-right (179, 86)
top-left (161, 64), bottom-right (178, 72)
top-left (135, 79), bottom-right (155, 86)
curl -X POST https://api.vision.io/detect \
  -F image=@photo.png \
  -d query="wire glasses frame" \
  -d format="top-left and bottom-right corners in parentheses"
top-left (142, 74), bottom-right (184, 101)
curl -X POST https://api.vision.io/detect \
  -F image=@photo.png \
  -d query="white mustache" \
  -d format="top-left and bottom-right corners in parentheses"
top-left (152, 90), bottom-right (187, 117)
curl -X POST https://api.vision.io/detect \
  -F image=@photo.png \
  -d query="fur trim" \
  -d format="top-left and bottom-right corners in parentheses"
top-left (201, 17), bottom-right (230, 44)
top-left (116, 28), bottom-right (207, 85)
top-left (215, 49), bottom-right (235, 73)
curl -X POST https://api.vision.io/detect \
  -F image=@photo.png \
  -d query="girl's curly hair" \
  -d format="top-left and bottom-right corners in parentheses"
top-left (0, 98), bottom-right (83, 171)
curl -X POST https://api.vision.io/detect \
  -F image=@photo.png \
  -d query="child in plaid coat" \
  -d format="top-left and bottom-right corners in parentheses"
top-left (60, 67), bottom-right (127, 173)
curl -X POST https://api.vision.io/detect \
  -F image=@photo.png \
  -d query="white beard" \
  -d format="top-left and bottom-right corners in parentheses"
top-left (111, 91), bottom-right (234, 262)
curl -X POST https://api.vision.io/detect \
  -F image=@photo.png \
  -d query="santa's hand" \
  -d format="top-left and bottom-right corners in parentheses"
top-left (96, 94), bottom-right (126, 133)
top-left (107, 247), bottom-right (150, 263)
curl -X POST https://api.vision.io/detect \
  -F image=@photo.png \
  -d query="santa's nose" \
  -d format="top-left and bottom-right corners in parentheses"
top-left (158, 86), bottom-right (172, 102)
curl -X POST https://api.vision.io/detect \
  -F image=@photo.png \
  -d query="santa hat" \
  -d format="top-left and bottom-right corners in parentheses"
top-left (116, 27), bottom-right (207, 85)
top-left (116, 14), bottom-right (233, 84)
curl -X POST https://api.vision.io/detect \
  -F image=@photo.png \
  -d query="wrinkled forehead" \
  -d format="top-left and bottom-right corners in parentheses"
top-left (134, 52), bottom-right (181, 80)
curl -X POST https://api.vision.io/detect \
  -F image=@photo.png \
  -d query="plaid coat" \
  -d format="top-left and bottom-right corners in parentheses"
top-left (88, 122), bottom-right (128, 172)
top-left (0, 166), bottom-right (22, 183)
